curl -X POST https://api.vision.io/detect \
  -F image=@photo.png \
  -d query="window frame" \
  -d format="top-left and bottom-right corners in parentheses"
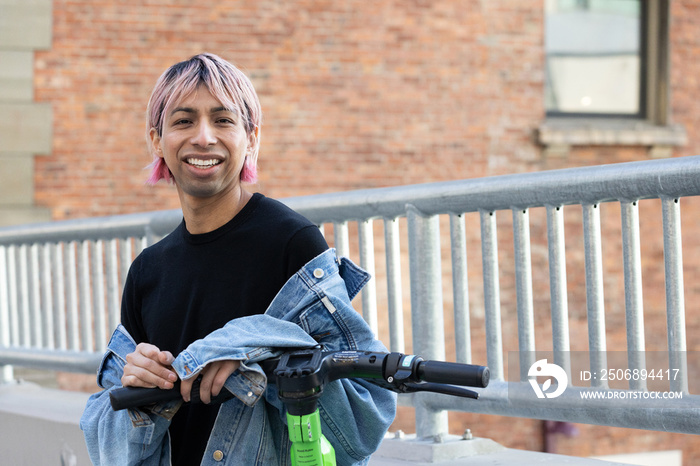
top-left (538, 0), bottom-right (685, 156)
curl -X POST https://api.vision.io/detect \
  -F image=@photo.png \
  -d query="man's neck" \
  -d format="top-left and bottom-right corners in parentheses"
top-left (179, 188), bottom-right (253, 235)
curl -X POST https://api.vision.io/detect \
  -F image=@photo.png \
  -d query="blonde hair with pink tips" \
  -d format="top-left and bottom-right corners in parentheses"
top-left (145, 53), bottom-right (262, 185)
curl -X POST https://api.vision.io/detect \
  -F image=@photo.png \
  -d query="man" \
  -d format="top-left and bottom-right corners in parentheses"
top-left (81, 53), bottom-right (396, 465)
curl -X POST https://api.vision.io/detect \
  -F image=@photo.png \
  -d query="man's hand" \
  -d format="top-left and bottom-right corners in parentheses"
top-left (121, 342), bottom-right (178, 390)
top-left (180, 360), bottom-right (240, 404)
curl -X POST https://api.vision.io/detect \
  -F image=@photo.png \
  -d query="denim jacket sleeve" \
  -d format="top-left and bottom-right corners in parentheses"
top-left (171, 249), bottom-right (397, 465)
top-left (79, 324), bottom-right (177, 466)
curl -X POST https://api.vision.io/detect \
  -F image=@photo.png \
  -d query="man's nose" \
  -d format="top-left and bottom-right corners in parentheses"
top-left (191, 121), bottom-right (217, 147)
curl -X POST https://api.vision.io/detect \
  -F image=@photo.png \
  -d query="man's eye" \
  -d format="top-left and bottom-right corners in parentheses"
top-left (174, 119), bottom-right (192, 125)
top-left (217, 118), bottom-right (235, 124)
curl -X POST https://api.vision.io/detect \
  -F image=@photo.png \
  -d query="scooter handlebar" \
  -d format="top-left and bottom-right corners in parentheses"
top-left (109, 349), bottom-right (490, 411)
top-left (418, 360), bottom-right (489, 388)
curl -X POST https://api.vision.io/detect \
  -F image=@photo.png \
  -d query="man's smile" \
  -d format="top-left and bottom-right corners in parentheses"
top-left (186, 157), bottom-right (223, 169)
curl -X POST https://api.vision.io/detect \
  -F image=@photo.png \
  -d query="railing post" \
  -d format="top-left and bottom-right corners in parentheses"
top-left (53, 243), bottom-right (67, 350)
top-left (449, 213), bottom-right (470, 364)
top-left (582, 203), bottom-right (607, 388)
top-left (620, 200), bottom-right (646, 391)
top-left (333, 221), bottom-right (350, 258)
top-left (0, 246), bottom-right (13, 382)
top-left (78, 241), bottom-right (93, 352)
top-left (40, 243), bottom-right (55, 349)
top-left (358, 220), bottom-right (378, 334)
top-left (119, 238), bottom-right (131, 287)
top-left (480, 209), bottom-right (504, 381)
top-left (384, 217), bottom-right (405, 353)
top-left (662, 197), bottom-right (689, 393)
top-left (7, 245), bottom-right (19, 349)
top-left (106, 239), bottom-right (121, 337)
top-left (66, 241), bottom-right (80, 351)
top-left (407, 205), bottom-right (448, 439)
top-left (18, 245), bottom-right (30, 347)
top-left (92, 240), bottom-right (107, 351)
top-left (29, 244), bottom-right (42, 348)
top-left (513, 208), bottom-right (536, 380)
top-left (546, 205), bottom-right (571, 379)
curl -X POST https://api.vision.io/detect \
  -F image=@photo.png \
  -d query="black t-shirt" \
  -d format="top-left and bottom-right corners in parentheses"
top-left (121, 193), bottom-right (329, 465)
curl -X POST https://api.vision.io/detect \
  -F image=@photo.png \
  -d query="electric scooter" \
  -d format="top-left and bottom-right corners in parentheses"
top-left (110, 347), bottom-right (490, 466)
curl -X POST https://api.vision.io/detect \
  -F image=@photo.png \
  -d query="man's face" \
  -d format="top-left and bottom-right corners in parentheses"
top-left (151, 85), bottom-right (255, 203)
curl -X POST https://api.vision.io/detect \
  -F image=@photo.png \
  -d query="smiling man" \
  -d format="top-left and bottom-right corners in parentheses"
top-left (80, 53), bottom-right (396, 466)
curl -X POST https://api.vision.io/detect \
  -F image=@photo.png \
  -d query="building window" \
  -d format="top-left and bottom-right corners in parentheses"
top-left (538, 0), bottom-right (686, 156)
top-left (545, 0), bottom-right (643, 117)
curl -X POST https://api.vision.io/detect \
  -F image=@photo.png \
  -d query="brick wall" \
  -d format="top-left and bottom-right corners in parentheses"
top-left (34, 0), bottom-right (549, 219)
top-left (32, 1), bottom-right (700, 464)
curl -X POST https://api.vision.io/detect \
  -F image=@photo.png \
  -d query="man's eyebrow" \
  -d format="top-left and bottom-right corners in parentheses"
top-left (169, 106), bottom-right (196, 116)
top-left (211, 106), bottom-right (238, 115)
top-left (169, 106), bottom-right (234, 115)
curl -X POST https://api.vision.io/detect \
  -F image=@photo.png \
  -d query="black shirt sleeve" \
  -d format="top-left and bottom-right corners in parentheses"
top-left (120, 257), bottom-right (147, 344)
top-left (284, 224), bottom-right (330, 277)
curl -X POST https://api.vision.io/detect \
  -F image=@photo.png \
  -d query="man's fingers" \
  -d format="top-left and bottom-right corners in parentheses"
top-left (131, 342), bottom-right (161, 361)
top-left (210, 362), bottom-right (237, 396)
top-left (198, 360), bottom-right (240, 404)
top-left (158, 350), bottom-right (175, 366)
top-left (122, 343), bottom-right (178, 389)
top-left (180, 377), bottom-right (194, 403)
top-left (120, 373), bottom-right (154, 389)
top-left (122, 363), bottom-right (176, 389)
top-left (199, 371), bottom-right (214, 404)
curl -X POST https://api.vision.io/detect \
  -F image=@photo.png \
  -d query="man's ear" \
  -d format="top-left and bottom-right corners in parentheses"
top-left (149, 127), bottom-right (163, 157)
top-left (248, 125), bottom-right (260, 151)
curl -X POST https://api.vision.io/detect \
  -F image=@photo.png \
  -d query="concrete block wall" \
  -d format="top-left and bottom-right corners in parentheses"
top-left (0, 0), bottom-right (52, 226)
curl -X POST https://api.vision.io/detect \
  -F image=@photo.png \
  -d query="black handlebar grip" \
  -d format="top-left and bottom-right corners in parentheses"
top-left (110, 386), bottom-right (181, 411)
top-left (418, 361), bottom-right (490, 388)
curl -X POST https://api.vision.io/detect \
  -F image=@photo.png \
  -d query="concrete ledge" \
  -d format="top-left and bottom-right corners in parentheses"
top-left (0, 382), bottom-right (637, 466)
top-left (0, 382), bottom-right (91, 465)
top-left (538, 118), bottom-right (687, 147)
top-left (369, 434), bottom-right (632, 466)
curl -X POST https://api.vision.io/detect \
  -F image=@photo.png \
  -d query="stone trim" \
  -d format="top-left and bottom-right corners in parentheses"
top-left (0, 103), bottom-right (52, 154)
top-left (0, 0), bottom-right (52, 50)
top-left (0, 0), bottom-right (53, 226)
top-left (537, 118), bottom-right (687, 159)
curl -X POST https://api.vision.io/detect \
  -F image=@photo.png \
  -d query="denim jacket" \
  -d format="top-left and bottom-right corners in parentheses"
top-left (80, 249), bottom-right (397, 466)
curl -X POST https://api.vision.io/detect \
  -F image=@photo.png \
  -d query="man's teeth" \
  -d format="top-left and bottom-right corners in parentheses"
top-left (187, 158), bottom-right (221, 168)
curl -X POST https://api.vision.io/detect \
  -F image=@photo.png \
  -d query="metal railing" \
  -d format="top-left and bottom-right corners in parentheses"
top-left (1, 156), bottom-right (699, 437)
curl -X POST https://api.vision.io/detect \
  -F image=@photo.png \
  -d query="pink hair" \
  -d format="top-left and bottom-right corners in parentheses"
top-left (240, 158), bottom-right (257, 183)
top-left (146, 157), bottom-right (172, 185)
top-left (145, 53), bottom-right (262, 185)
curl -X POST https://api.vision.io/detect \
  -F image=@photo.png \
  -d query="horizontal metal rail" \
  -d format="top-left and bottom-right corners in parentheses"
top-left (412, 382), bottom-right (700, 434)
top-left (1, 155), bottom-right (699, 437)
top-left (0, 209), bottom-right (181, 247)
top-left (0, 347), bottom-right (102, 374)
top-left (1, 156), bottom-right (699, 244)
top-left (281, 155), bottom-right (700, 222)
